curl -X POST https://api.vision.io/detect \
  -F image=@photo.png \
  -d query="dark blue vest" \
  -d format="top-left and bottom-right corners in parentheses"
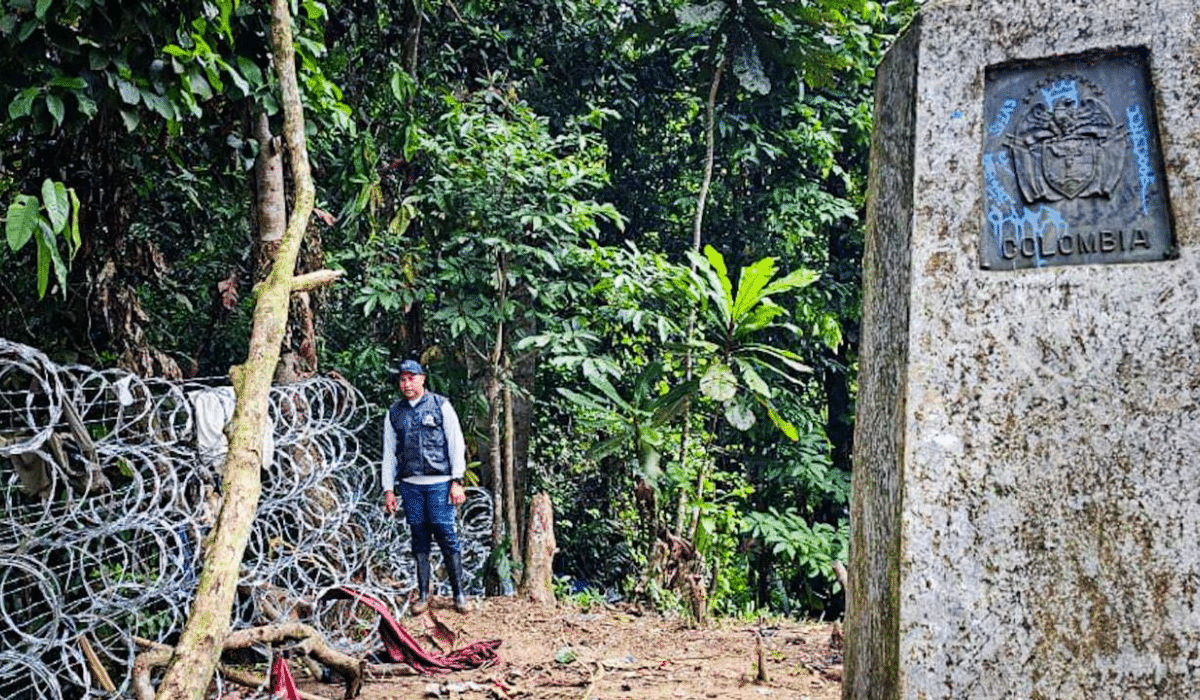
top-left (388, 392), bottom-right (450, 480)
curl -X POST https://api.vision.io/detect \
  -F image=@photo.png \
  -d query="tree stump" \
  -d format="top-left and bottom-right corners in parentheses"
top-left (518, 493), bottom-right (556, 605)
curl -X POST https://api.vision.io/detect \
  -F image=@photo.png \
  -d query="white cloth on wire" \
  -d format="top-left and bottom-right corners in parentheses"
top-left (188, 386), bottom-right (275, 476)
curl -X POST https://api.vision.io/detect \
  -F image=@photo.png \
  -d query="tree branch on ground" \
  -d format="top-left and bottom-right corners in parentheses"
top-left (133, 623), bottom-right (366, 700)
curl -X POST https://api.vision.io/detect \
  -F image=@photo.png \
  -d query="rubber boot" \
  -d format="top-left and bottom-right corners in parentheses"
top-left (446, 549), bottom-right (469, 613)
top-left (410, 554), bottom-right (431, 615)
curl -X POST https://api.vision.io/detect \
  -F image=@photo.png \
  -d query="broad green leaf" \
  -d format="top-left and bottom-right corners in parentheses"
top-left (745, 343), bottom-right (813, 375)
top-left (35, 0), bottom-right (51, 19)
top-left (763, 267), bottom-right (820, 296)
top-left (35, 223), bottom-right (54, 298)
top-left (725, 400), bottom-right (756, 431)
top-left (120, 109), bottom-right (140, 131)
top-left (117, 79), bottom-right (140, 105)
top-left (590, 433), bottom-right (632, 461)
top-left (9, 89), bottom-right (37, 119)
top-left (75, 94), bottom-right (97, 119)
top-left (47, 76), bottom-right (87, 89)
top-left (737, 362), bottom-right (771, 398)
top-left (816, 314), bottom-right (843, 350)
top-left (688, 251), bottom-right (731, 326)
top-left (236, 56), bottom-right (264, 86)
top-left (215, 0), bottom-right (235, 37)
top-left (41, 180), bottom-right (69, 234)
top-left (556, 387), bottom-right (612, 414)
top-left (587, 372), bottom-right (633, 412)
top-left (637, 441), bottom-right (662, 479)
top-left (731, 256), bottom-right (778, 320)
top-left (699, 362), bottom-right (737, 402)
top-left (767, 407), bottom-right (800, 441)
top-left (203, 64), bottom-right (225, 93)
top-left (163, 45), bottom-right (192, 60)
top-left (389, 70), bottom-right (405, 103)
top-left (142, 90), bottom-right (176, 120)
top-left (45, 93), bottom-right (65, 126)
top-left (66, 188), bottom-right (81, 259)
top-left (703, 245), bottom-right (732, 302)
top-left (188, 70), bottom-right (213, 100)
top-left (44, 229), bottom-right (68, 299)
top-left (105, 51), bottom-right (131, 74)
top-left (735, 303), bottom-right (786, 336)
top-left (6, 195), bottom-right (41, 251)
top-left (17, 16), bottom-right (36, 41)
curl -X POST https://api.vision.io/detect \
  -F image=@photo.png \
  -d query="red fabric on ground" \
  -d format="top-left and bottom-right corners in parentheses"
top-left (270, 653), bottom-right (301, 700)
top-left (324, 585), bottom-right (501, 674)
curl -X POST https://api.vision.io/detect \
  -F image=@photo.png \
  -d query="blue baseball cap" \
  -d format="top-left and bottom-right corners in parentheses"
top-left (396, 359), bottom-right (425, 375)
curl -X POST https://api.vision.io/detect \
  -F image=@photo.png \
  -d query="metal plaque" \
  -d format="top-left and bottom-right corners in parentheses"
top-left (981, 47), bottom-right (1176, 270)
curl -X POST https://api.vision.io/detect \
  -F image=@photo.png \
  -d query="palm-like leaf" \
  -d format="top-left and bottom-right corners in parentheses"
top-left (686, 245), bottom-right (818, 438)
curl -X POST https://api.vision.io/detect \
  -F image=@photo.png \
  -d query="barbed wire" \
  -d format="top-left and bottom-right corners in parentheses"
top-left (0, 338), bottom-right (494, 699)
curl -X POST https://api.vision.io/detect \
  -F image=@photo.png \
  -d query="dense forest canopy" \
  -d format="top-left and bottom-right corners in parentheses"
top-left (0, 0), bottom-right (916, 620)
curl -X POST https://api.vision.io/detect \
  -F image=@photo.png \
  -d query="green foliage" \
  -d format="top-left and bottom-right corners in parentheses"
top-left (744, 506), bottom-right (848, 609)
top-left (0, 0), bottom-right (920, 624)
top-left (552, 576), bottom-right (609, 611)
top-left (2, 1), bottom-right (225, 134)
top-left (687, 245), bottom-right (819, 440)
top-left (484, 534), bottom-right (519, 594)
top-left (349, 77), bottom-right (624, 383)
top-left (4, 180), bottom-right (80, 299)
top-left (555, 361), bottom-right (690, 482)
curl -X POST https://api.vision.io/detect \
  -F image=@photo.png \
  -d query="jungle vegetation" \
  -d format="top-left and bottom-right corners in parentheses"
top-left (0, 0), bottom-right (918, 626)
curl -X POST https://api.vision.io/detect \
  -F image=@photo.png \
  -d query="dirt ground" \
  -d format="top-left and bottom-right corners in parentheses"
top-left (289, 595), bottom-right (844, 700)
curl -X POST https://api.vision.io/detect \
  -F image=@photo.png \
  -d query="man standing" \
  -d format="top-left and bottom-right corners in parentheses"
top-left (382, 359), bottom-right (470, 614)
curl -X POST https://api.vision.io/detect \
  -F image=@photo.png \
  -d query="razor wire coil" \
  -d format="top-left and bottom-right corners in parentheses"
top-left (0, 338), bottom-right (494, 699)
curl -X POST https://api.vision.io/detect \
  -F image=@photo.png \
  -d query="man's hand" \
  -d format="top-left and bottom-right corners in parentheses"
top-left (384, 489), bottom-right (397, 515)
top-left (449, 481), bottom-right (466, 506)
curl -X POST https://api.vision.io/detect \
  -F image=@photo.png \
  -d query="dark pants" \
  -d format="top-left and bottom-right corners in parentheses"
top-left (396, 480), bottom-right (459, 557)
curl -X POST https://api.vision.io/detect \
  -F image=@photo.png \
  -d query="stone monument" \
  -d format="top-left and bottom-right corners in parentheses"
top-left (846, 1), bottom-right (1200, 698)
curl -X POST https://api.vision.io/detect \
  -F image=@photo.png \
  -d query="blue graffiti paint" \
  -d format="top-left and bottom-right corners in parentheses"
top-left (1039, 79), bottom-right (1078, 108)
top-left (984, 152), bottom-right (1069, 267)
top-left (983, 153), bottom-right (1014, 209)
top-left (1126, 105), bottom-right (1154, 214)
top-left (989, 99), bottom-right (1017, 136)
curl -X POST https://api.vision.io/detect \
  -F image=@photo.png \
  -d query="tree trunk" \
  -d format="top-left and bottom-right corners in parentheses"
top-left (519, 493), bottom-right (556, 605)
top-left (510, 338), bottom-right (536, 546)
top-left (74, 124), bottom-right (180, 378)
top-left (401, 0), bottom-right (423, 84)
top-left (484, 344), bottom-right (504, 555)
top-left (486, 366), bottom-right (503, 550)
top-left (252, 110), bottom-right (287, 258)
top-left (153, 3), bottom-right (341, 698)
top-left (691, 57), bottom-right (724, 258)
top-left (503, 357), bottom-right (521, 566)
top-left (485, 251), bottom-right (508, 553)
top-left (673, 57), bottom-right (726, 537)
top-left (252, 109), bottom-right (323, 381)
